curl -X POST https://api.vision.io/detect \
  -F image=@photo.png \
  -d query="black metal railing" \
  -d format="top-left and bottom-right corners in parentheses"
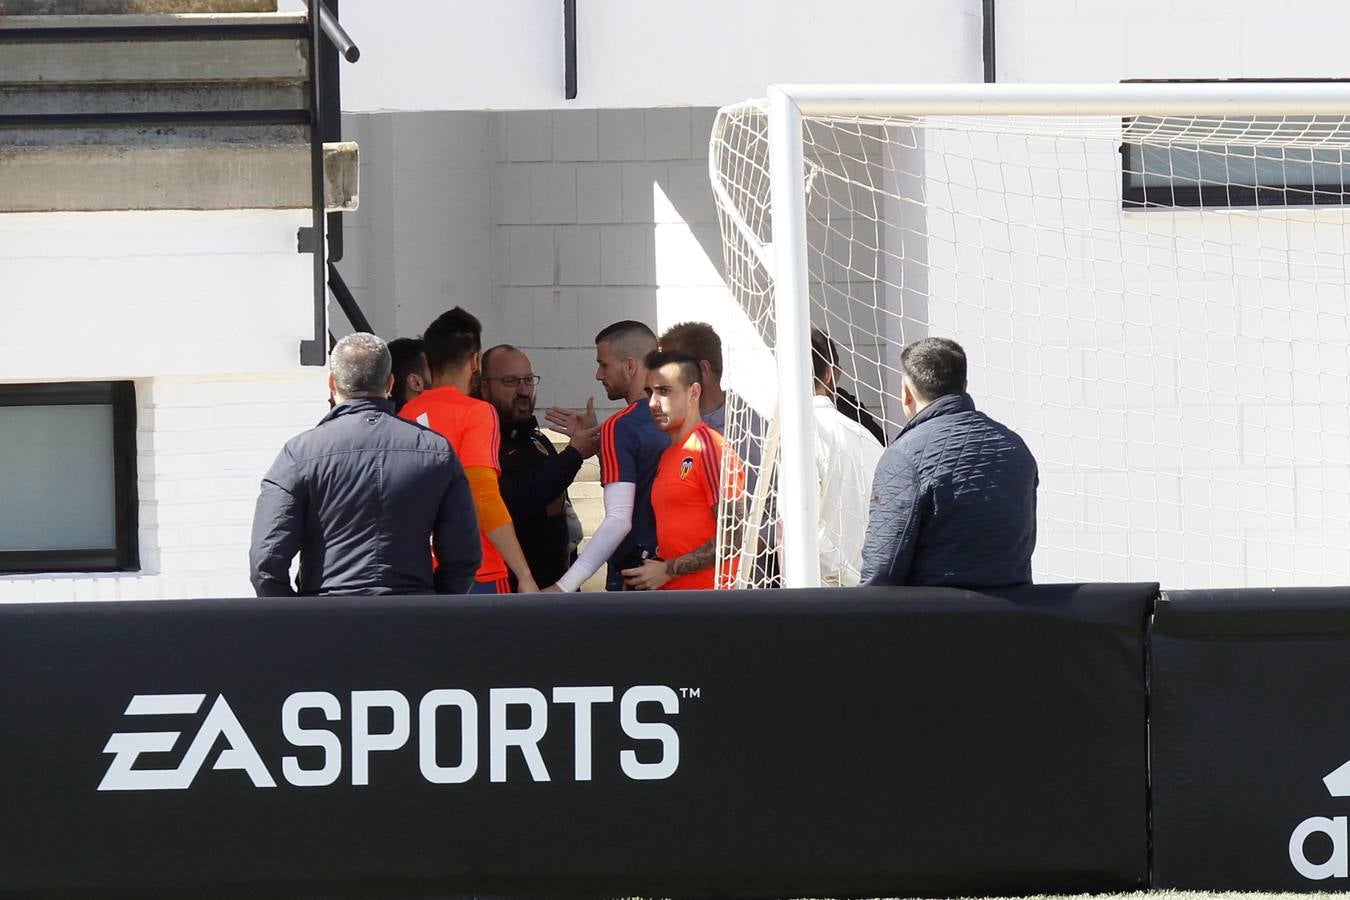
top-left (0, 3), bottom-right (367, 365)
top-left (299, 0), bottom-right (363, 365)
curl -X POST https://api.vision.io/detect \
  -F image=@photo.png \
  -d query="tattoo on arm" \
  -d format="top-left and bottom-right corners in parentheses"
top-left (667, 537), bottom-right (717, 577)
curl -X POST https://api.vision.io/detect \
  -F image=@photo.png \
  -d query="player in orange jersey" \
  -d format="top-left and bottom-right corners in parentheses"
top-left (622, 350), bottom-right (744, 591)
top-left (399, 307), bottom-right (538, 594)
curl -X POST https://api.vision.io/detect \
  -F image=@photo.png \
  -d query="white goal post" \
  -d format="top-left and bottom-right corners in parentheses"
top-left (712, 82), bottom-right (1350, 590)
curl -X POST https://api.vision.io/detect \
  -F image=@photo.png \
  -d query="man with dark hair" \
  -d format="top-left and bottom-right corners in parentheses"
top-left (249, 333), bottom-right (480, 596)
top-left (622, 349), bottom-right (744, 591)
top-left (660, 320), bottom-right (772, 581)
top-left (860, 337), bottom-right (1038, 587)
top-left (659, 320), bottom-right (765, 465)
top-left (544, 320), bottom-right (666, 592)
top-left (400, 307), bottom-right (538, 594)
top-left (388, 337), bottom-right (431, 414)
top-left (479, 343), bottom-right (599, 590)
top-left (810, 328), bottom-right (884, 586)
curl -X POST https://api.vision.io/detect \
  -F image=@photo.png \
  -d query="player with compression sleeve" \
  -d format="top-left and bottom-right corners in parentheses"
top-left (622, 350), bottom-right (745, 592)
top-left (545, 321), bottom-right (664, 592)
top-left (401, 307), bottom-right (537, 594)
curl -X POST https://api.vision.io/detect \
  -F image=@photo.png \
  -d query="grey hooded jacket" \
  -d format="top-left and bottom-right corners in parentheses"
top-left (859, 392), bottom-right (1037, 587)
top-left (249, 397), bottom-right (481, 596)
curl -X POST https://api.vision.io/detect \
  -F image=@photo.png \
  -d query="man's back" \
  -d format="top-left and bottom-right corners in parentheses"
top-left (813, 396), bottom-right (884, 586)
top-left (860, 392), bottom-right (1037, 588)
top-left (399, 386), bottom-right (507, 584)
top-left (249, 398), bottom-right (480, 596)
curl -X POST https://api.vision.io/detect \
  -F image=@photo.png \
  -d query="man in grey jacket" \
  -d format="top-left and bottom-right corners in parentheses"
top-left (249, 333), bottom-right (481, 596)
top-left (860, 337), bottom-right (1038, 587)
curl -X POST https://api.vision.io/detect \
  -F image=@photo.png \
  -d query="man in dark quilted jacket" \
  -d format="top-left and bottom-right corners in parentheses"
top-left (859, 337), bottom-right (1038, 587)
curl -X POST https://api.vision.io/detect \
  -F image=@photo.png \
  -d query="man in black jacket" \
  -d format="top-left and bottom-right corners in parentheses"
top-left (479, 344), bottom-right (599, 590)
top-left (860, 337), bottom-right (1038, 587)
top-left (249, 333), bottom-right (481, 596)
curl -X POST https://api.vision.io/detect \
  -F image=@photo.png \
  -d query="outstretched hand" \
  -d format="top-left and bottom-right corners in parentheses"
top-left (545, 398), bottom-right (598, 435)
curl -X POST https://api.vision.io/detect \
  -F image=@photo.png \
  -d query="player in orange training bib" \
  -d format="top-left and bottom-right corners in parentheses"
top-left (622, 350), bottom-right (744, 591)
top-left (400, 307), bottom-right (537, 594)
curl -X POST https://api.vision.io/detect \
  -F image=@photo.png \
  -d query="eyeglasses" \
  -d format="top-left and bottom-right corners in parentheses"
top-left (483, 375), bottom-right (542, 387)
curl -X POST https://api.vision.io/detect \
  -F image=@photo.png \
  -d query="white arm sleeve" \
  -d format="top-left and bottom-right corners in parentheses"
top-left (554, 481), bottom-right (636, 592)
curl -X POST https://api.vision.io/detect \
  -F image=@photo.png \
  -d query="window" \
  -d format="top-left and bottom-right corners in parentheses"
top-left (0, 382), bottom-right (139, 574)
top-left (1121, 79), bottom-right (1350, 209)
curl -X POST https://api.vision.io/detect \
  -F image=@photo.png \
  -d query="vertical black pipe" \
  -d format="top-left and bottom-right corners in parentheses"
top-left (299, 0), bottom-right (328, 365)
top-left (982, 0), bottom-right (996, 83)
top-left (322, 0), bottom-right (344, 263)
top-left (564, 0), bottom-right (577, 99)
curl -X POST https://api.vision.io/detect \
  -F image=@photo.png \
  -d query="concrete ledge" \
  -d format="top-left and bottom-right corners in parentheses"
top-left (0, 141), bottom-right (358, 212)
top-left (3, 1), bottom-right (277, 13)
top-left (0, 11), bottom-right (300, 27)
top-left (0, 33), bottom-right (306, 85)
top-left (0, 81), bottom-right (306, 116)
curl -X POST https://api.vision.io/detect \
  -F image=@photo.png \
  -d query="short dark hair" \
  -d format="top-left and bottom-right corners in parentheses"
top-left (595, 320), bottom-right (656, 363)
top-left (643, 349), bottom-right (702, 390)
top-left (659, 321), bottom-right (722, 377)
top-left (388, 337), bottom-right (424, 408)
top-left (900, 337), bottom-right (967, 401)
top-left (810, 328), bottom-right (839, 386)
top-left (422, 307), bottom-right (482, 376)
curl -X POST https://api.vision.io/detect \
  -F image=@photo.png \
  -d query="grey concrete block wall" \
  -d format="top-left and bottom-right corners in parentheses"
top-left (338, 106), bottom-right (728, 415)
top-left (490, 107), bottom-right (725, 413)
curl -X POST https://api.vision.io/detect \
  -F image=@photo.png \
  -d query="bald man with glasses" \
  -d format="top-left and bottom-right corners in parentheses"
top-left (479, 344), bottom-right (600, 590)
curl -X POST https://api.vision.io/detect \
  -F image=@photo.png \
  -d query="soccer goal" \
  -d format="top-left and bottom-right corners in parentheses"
top-left (710, 82), bottom-right (1350, 590)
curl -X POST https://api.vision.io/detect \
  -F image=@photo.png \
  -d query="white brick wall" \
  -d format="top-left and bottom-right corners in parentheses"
top-left (0, 371), bottom-right (328, 603)
top-left (914, 124), bottom-right (1350, 589)
top-left (0, 208), bottom-right (330, 602)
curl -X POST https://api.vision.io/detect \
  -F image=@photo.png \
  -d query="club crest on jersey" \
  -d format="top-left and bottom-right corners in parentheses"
top-left (680, 457), bottom-right (694, 479)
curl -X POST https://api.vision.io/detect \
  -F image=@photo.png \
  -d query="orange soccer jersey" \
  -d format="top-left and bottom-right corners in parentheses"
top-left (399, 385), bottom-right (506, 583)
top-left (650, 423), bottom-right (745, 591)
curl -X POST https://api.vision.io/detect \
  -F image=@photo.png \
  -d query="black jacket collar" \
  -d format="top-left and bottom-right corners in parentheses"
top-left (319, 396), bottom-right (394, 426)
top-left (899, 392), bottom-right (975, 438)
top-left (504, 415), bottom-right (543, 442)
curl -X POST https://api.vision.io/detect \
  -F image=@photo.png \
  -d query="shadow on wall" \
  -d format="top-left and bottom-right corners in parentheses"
top-left (332, 107), bottom-right (739, 414)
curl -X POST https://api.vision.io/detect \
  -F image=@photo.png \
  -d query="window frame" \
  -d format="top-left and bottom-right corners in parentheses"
top-left (0, 381), bottom-right (139, 575)
top-left (1120, 77), bottom-right (1350, 209)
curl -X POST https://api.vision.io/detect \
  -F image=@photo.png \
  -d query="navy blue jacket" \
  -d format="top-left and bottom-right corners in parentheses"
top-left (859, 393), bottom-right (1037, 588)
top-left (249, 397), bottom-right (481, 596)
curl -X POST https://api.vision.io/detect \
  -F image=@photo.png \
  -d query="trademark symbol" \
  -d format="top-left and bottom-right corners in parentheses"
top-left (679, 687), bottom-right (701, 700)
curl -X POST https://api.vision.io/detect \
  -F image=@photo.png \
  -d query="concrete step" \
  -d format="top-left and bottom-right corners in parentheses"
top-left (0, 82), bottom-right (305, 116)
top-left (3, 1), bottom-right (277, 15)
top-left (0, 14), bottom-right (308, 85)
top-left (0, 140), bottom-right (357, 212)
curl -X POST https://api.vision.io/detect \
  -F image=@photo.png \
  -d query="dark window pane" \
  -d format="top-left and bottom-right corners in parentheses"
top-left (0, 404), bottom-right (117, 551)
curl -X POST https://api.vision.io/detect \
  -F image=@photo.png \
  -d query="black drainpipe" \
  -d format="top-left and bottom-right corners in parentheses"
top-left (983, 0), bottom-right (996, 83)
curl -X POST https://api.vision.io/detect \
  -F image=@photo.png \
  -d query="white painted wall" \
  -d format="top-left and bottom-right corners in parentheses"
top-left (997, 0), bottom-right (1350, 83)
top-left (0, 210), bottom-right (329, 602)
top-left (338, 0), bottom-right (981, 112)
top-left (0, 211), bottom-right (316, 379)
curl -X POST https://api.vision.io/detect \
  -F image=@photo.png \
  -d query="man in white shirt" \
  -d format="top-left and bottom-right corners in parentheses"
top-left (811, 328), bottom-right (884, 586)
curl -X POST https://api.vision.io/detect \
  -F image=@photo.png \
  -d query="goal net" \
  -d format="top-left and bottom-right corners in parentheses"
top-left (710, 84), bottom-right (1350, 590)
